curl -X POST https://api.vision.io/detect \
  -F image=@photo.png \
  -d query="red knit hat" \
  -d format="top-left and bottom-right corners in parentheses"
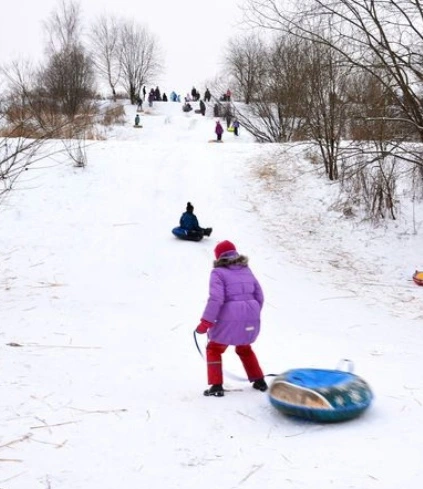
top-left (214, 240), bottom-right (237, 259)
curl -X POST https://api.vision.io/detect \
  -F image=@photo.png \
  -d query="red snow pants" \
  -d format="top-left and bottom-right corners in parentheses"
top-left (206, 341), bottom-right (264, 385)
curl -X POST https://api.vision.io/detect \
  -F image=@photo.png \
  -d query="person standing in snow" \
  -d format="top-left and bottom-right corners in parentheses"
top-left (136, 96), bottom-right (143, 111)
top-left (204, 88), bottom-right (211, 102)
top-left (148, 89), bottom-right (155, 107)
top-left (179, 202), bottom-right (212, 239)
top-left (134, 114), bottom-right (140, 126)
top-left (215, 120), bottom-right (224, 141)
top-left (191, 86), bottom-right (200, 101)
top-left (224, 103), bottom-right (233, 129)
top-left (232, 118), bottom-right (240, 136)
top-left (199, 99), bottom-right (206, 116)
top-left (196, 240), bottom-right (268, 397)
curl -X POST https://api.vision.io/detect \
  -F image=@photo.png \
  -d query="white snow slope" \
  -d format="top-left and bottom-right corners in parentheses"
top-left (0, 100), bottom-right (422, 489)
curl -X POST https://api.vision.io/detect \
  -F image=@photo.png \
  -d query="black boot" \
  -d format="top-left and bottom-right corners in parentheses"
top-left (204, 384), bottom-right (224, 397)
top-left (252, 378), bottom-right (268, 392)
top-left (204, 228), bottom-right (213, 237)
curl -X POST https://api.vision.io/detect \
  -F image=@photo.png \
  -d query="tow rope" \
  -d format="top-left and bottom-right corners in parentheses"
top-left (193, 330), bottom-right (279, 382)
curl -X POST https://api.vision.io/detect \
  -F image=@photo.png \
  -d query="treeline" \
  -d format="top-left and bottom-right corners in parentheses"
top-left (220, 0), bottom-right (423, 219)
top-left (0, 0), bottom-right (163, 196)
top-left (1, 0), bottom-right (162, 134)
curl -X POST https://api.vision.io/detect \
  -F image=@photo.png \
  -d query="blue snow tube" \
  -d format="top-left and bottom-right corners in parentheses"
top-left (269, 366), bottom-right (373, 422)
top-left (172, 226), bottom-right (203, 242)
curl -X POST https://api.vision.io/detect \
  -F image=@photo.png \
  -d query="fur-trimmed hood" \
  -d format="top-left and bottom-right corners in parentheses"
top-left (213, 253), bottom-right (249, 268)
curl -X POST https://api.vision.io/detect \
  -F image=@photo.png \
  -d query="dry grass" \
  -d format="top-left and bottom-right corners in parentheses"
top-left (253, 160), bottom-right (278, 181)
top-left (0, 104), bottom-right (107, 140)
top-left (252, 158), bottom-right (282, 193)
top-left (305, 150), bottom-right (320, 166)
top-left (100, 105), bottom-right (125, 126)
top-left (291, 125), bottom-right (310, 142)
top-left (1, 98), bottom-right (126, 140)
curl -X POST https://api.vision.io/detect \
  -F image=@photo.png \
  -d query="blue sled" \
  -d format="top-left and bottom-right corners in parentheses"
top-left (269, 367), bottom-right (373, 423)
top-left (172, 227), bottom-right (203, 242)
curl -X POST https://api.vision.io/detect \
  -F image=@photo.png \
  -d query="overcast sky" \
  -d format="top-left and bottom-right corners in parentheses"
top-left (0, 0), bottom-right (246, 96)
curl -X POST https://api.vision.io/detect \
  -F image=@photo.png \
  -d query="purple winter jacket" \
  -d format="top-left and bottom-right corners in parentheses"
top-left (215, 122), bottom-right (224, 136)
top-left (201, 262), bottom-right (264, 346)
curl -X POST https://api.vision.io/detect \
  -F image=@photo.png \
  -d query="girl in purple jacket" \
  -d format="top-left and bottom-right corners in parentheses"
top-left (215, 120), bottom-right (224, 141)
top-left (196, 240), bottom-right (268, 397)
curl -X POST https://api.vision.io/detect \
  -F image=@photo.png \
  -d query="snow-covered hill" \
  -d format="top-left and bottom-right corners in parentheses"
top-left (0, 99), bottom-right (422, 489)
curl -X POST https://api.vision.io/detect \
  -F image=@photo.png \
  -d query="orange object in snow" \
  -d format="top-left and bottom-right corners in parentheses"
top-left (412, 270), bottom-right (423, 286)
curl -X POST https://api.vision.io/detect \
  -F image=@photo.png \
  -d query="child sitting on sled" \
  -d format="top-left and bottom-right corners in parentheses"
top-left (179, 202), bottom-right (212, 240)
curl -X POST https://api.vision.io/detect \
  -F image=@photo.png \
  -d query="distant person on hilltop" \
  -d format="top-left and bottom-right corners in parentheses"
top-left (154, 86), bottom-right (161, 101)
top-left (136, 95), bottom-right (143, 111)
top-left (191, 87), bottom-right (200, 101)
top-left (204, 88), bottom-right (211, 102)
top-left (148, 89), bottom-right (155, 107)
top-left (215, 120), bottom-right (224, 141)
top-left (224, 103), bottom-right (233, 129)
top-left (199, 99), bottom-right (206, 116)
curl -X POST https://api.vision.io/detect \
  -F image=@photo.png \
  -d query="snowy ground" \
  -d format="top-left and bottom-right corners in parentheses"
top-left (0, 100), bottom-right (422, 489)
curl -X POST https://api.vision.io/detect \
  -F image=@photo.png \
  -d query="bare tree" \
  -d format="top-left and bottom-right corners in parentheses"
top-left (90, 15), bottom-right (121, 101)
top-left (265, 35), bottom-right (310, 140)
top-left (348, 66), bottom-right (406, 142)
top-left (0, 132), bottom-right (45, 199)
top-left (0, 60), bottom-right (91, 199)
top-left (301, 38), bottom-right (352, 180)
top-left (119, 20), bottom-right (163, 104)
top-left (224, 33), bottom-right (310, 143)
top-left (0, 1), bottom-right (99, 201)
top-left (40, 45), bottom-right (96, 117)
top-left (40, 0), bottom-right (96, 117)
top-left (225, 34), bottom-right (267, 104)
top-left (245, 0), bottom-right (423, 150)
top-left (43, 0), bottom-right (82, 55)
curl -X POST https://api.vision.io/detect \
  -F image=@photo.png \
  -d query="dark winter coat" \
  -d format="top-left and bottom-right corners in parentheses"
top-left (201, 253), bottom-right (264, 345)
top-left (199, 100), bottom-right (206, 115)
top-left (180, 210), bottom-right (200, 230)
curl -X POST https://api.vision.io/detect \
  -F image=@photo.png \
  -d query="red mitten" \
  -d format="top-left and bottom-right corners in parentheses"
top-left (196, 319), bottom-right (213, 334)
